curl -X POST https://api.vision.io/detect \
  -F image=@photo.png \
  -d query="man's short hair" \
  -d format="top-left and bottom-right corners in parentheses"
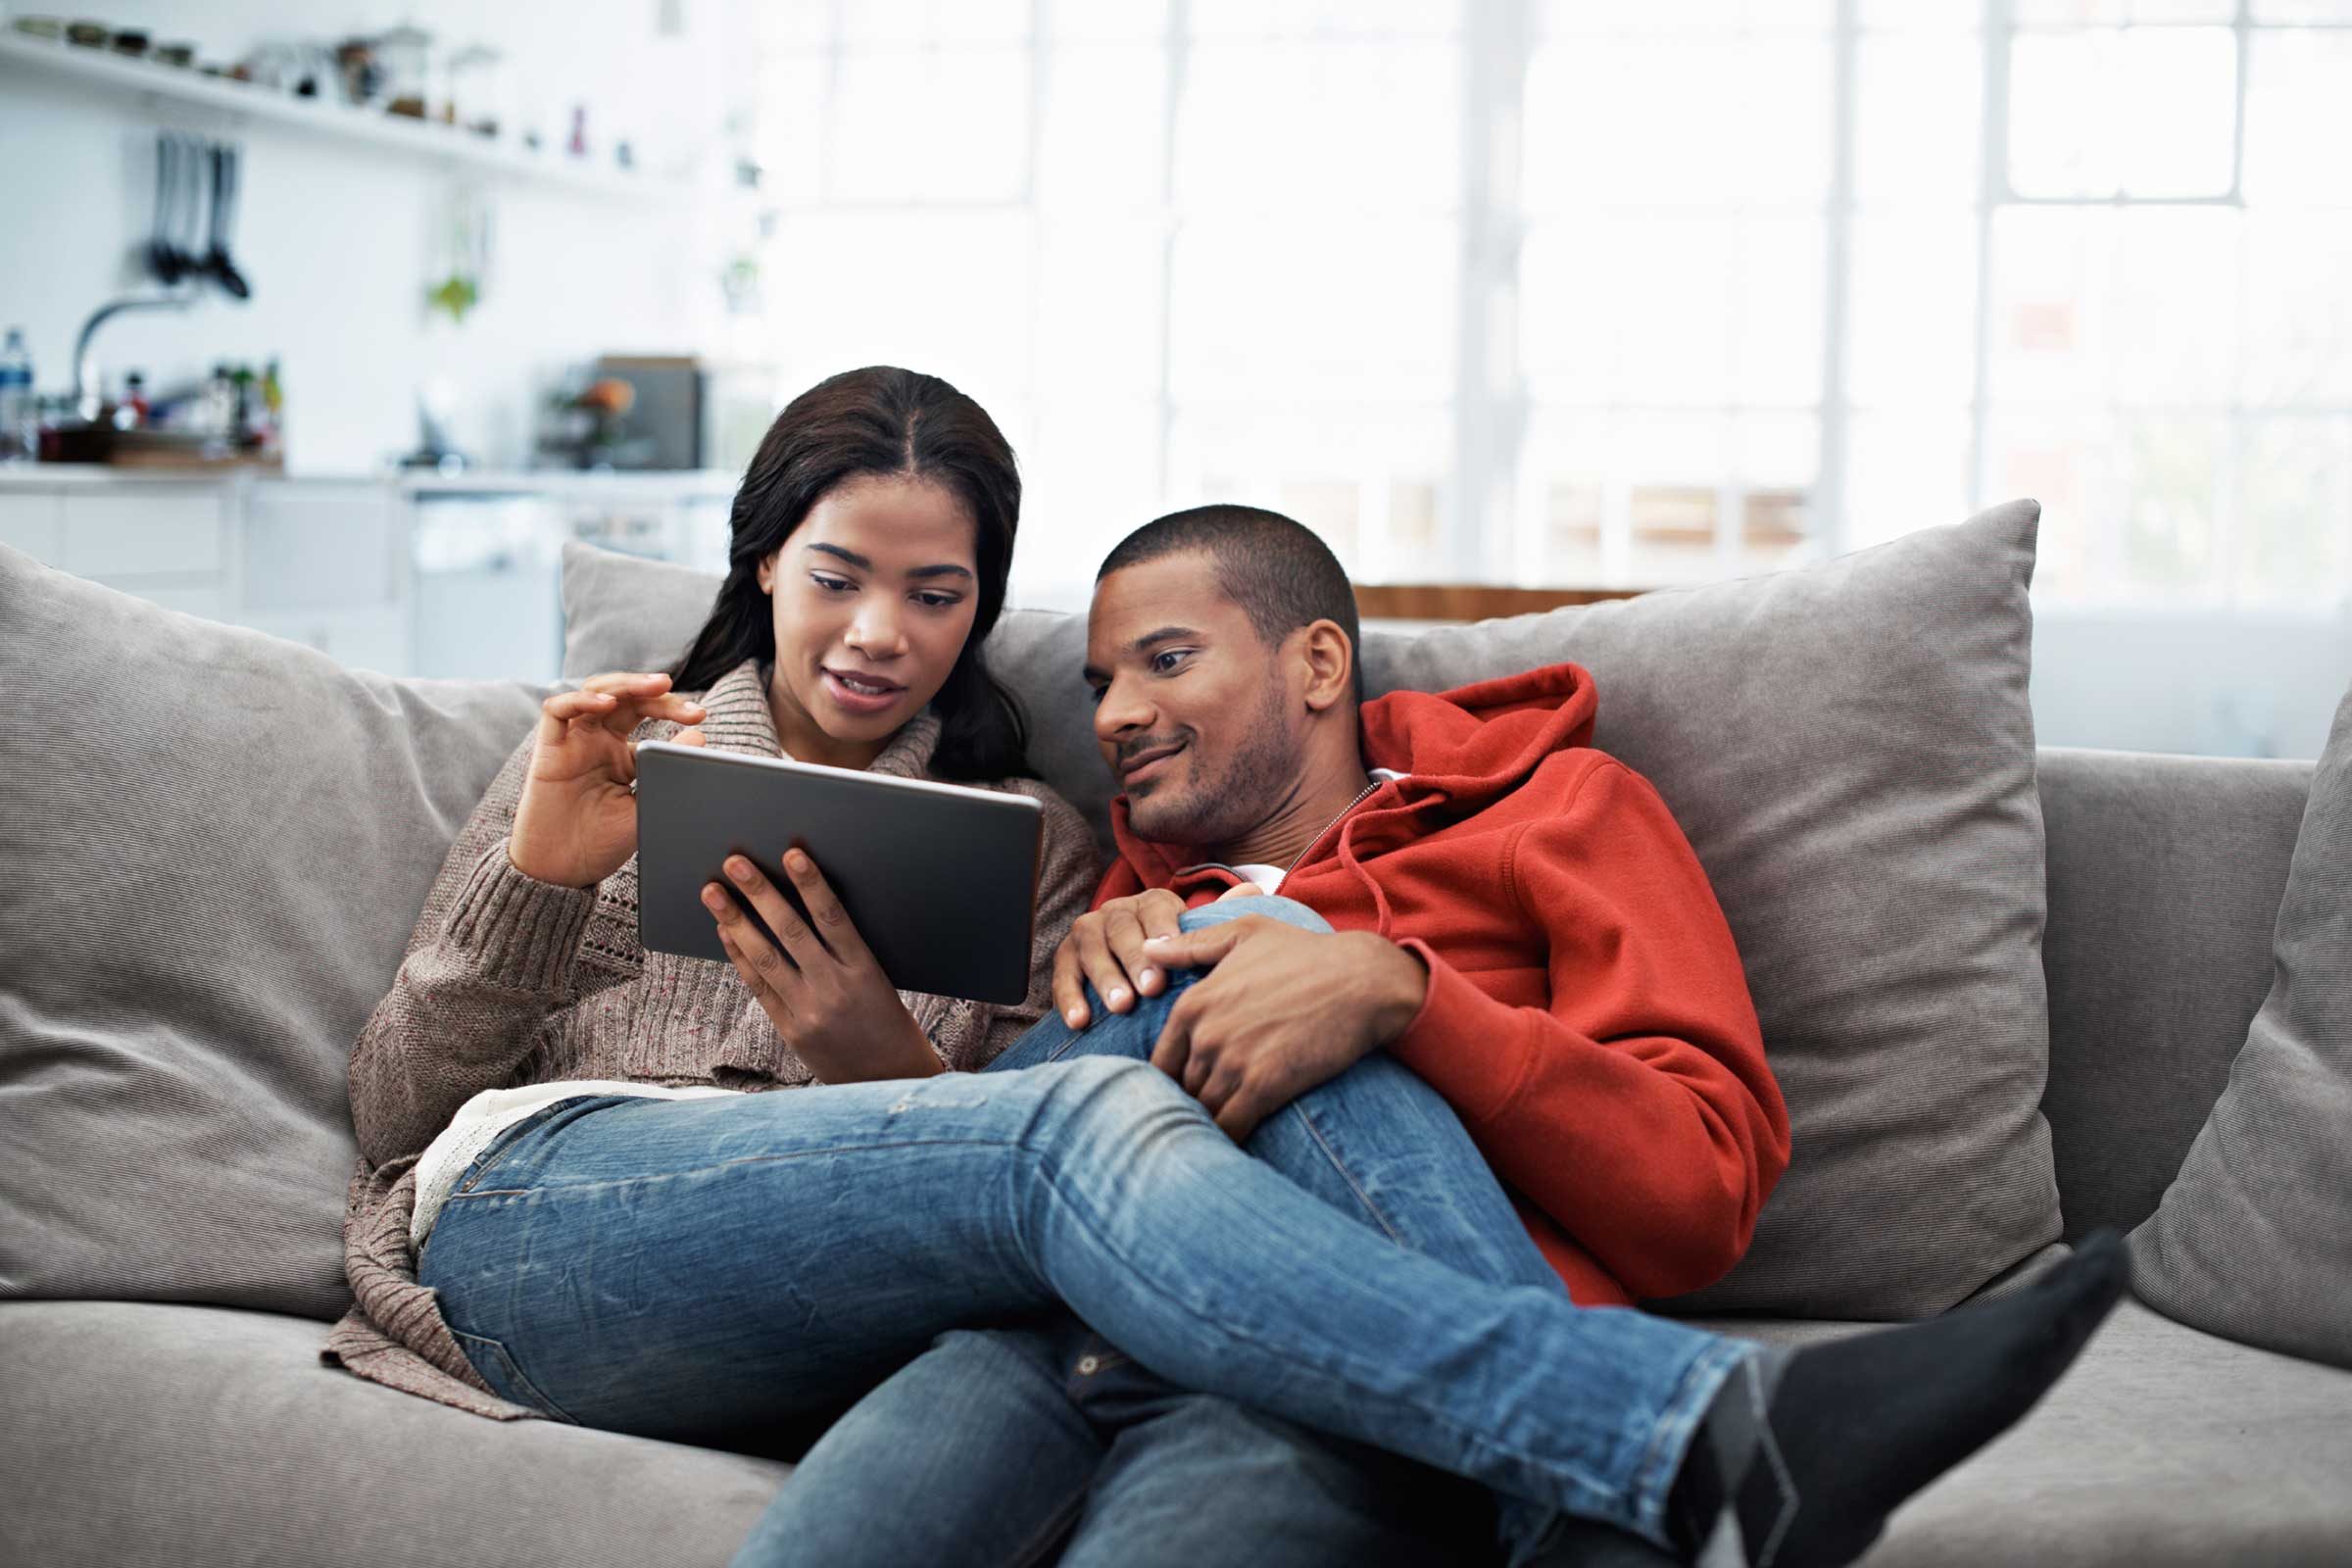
top-left (1097, 504), bottom-right (1363, 700)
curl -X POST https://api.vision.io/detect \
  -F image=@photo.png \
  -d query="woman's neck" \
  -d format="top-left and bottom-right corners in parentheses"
top-left (766, 669), bottom-right (887, 770)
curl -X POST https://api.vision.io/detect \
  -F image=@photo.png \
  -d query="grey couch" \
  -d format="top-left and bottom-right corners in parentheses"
top-left (5, 507), bottom-right (2349, 1567)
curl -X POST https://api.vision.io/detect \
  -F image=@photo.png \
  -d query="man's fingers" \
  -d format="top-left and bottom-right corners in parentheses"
top-left (1052, 943), bottom-right (1091, 1030)
top-left (1142, 919), bottom-right (1248, 971)
top-left (1104, 906), bottom-right (1165, 998)
top-left (1212, 1089), bottom-right (1270, 1145)
top-left (1072, 920), bottom-right (1135, 1014)
top-left (1181, 1041), bottom-right (1217, 1098)
top-left (1149, 992), bottom-right (1198, 1078)
top-left (1139, 892), bottom-right (1186, 943)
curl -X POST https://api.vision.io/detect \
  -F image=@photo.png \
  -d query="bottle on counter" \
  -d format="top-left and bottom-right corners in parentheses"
top-left (0, 327), bottom-right (33, 462)
top-left (112, 370), bottom-right (150, 431)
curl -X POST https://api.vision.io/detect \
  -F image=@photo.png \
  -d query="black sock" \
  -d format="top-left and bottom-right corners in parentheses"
top-left (1662, 1229), bottom-right (2132, 1568)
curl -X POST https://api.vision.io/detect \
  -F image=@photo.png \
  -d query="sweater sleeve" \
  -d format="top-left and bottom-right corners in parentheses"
top-left (346, 730), bottom-right (604, 1168)
top-left (939, 785), bottom-right (1102, 1071)
top-left (1387, 761), bottom-right (1791, 1300)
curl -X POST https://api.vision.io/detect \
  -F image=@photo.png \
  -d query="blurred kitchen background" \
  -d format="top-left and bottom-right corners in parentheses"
top-left (1, 0), bottom-right (2346, 757)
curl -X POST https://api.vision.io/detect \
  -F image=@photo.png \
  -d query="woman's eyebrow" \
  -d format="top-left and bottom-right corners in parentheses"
top-left (804, 543), bottom-right (973, 581)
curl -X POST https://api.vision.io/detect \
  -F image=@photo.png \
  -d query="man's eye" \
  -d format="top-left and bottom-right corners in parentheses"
top-left (1152, 650), bottom-right (1189, 674)
top-left (1086, 685), bottom-right (1106, 705)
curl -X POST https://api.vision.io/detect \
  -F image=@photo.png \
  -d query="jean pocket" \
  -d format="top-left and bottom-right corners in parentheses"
top-left (449, 1328), bottom-right (583, 1426)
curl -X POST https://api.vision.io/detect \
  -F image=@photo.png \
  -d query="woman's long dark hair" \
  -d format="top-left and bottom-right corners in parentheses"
top-left (669, 367), bottom-right (1030, 782)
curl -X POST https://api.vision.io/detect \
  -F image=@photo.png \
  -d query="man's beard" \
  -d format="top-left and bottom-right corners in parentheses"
top-left (1128, 680), bottom-right (1298, 854)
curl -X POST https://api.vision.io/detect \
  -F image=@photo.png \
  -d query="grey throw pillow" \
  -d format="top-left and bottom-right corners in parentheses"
top-left (0, 544), bottom-right (546, 1321)
top-left (2130, 678), bottom-right (2352, 1368)
top-left (563, 501), bottom-right (2061, 1319)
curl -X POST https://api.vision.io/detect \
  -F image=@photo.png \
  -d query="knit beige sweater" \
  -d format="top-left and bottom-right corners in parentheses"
top-left (319, 658), bottom-right (1100, 1420)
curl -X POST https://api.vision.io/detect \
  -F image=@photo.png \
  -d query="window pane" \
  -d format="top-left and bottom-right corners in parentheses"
top-left (1519, 222), bottom-right (1623, 404)
top-left (1179, 44), bottom-right (1455, 212)
top-left (1735, 218), bottom-right (1826, 407)
top-left (1016, 400), bottom-right (1167, 607)
top-left (831, 48), bottom-right (1030, 203)
top-left (1846, 216), bottom-right (1980, 406)
top-left (2009, 26), bottom-right (2235, 199)
top-left (1191, 0), bottom-right (1460, 38)
top-left (2242, 213), bottom-right (2352, 407)
top-left (2116, 414), bottom-right (2225, 593)
top-left (765, 214), bottom-right (1034, 402)
top-left (1736, 411), bottom-right (1820, 568)
top-left (2108, 208), bottom-right (2239, 406)
top-left (1621, 414), bottom-right (1733, 582)
top-left (1040, 44), bottom-right (1166, 212)
top-left (1987, 207), bottom-right (2111, 405)
top-left (1846, 409), bottom-right (1973, 547)
top-left (1853, 32), bottom-right (1983, 209)
top-left (1170, 221), bottom-right (1455, 401)
top-left (2237, 417), bottom-right (2352, 606)
top-left (1166, 405), bottom-right (1451, 581)
top-left (2255, 0), bottom-right (2352, 18)
top-left (1053, 0), bottom-right (1170, 42)
top-left (842, 0), bottom-right (1028, 45)
top-left (2243, 30), bottom-right (2352, 205)
top-left (758, 54), bottom-right (829, 207)
top-left (1984, 411), bottom-right (2117, 596)
top-left (1037, 220), bottom-right (1166, 395)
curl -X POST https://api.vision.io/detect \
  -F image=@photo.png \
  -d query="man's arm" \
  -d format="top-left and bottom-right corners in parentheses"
top-left (1386, 760), bottom-right (1790, 1300)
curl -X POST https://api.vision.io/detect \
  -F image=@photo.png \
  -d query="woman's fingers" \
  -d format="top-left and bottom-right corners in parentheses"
top-left (707, 882), bottom-right (802, 1001)
top-left (722, 854), bottom-right (829, 971)
top-left (781, 851), bottom-right (873, 965)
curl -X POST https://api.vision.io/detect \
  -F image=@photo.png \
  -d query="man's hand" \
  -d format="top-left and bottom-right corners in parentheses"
top-left (1142, 917), bottom-right (1430, 1142)
top-left (1051, 888), bottom-right (1190, 1028)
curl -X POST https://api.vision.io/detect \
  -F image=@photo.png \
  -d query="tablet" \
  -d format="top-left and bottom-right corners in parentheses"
top-left (633, 739), bottom-right (1045, 1005)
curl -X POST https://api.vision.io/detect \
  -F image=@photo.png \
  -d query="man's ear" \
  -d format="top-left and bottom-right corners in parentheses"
top-left (1298, 619), bottom-right (1356, 713)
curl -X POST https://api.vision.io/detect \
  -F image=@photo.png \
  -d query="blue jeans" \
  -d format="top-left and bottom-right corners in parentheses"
top-left (416, 896), bottom-right (1748, 1551)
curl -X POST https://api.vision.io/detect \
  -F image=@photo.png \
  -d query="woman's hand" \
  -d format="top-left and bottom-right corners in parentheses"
top-left (706, 848), bottom-right (942, 1084)
top-left (508, 671), bottom-right (707, 889)
top-left (1050, 888), bottom-right (1190, 1029)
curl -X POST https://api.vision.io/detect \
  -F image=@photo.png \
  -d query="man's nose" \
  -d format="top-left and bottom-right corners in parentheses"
top-left (1094, 675), bottom-right (1152, 742)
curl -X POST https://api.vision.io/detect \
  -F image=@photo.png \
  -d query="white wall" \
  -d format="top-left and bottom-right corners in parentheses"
top-left (2034, 607), bottom-right (2349, 761)
top-left (0, 0), bottom-right (739, 474)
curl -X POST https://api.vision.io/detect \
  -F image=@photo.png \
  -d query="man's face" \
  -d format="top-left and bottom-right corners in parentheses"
top-left (1085, 551), bottom-right (1303, 851)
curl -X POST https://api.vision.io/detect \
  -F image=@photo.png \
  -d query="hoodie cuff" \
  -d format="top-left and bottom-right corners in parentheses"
top-left (440, 841), bottom-right (599, 996)
top-left (1388, 937), bottom-right (1530, 1128)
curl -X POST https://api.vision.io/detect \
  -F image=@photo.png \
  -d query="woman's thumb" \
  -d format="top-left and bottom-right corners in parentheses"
top-left (674, 726), bottom-right (707, 747)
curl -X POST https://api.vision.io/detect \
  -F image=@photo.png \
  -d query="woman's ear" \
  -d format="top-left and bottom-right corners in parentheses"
top-left (1299, 619), bottom-right (1356, 713)
top-left (756, 549), bottom-right (778, 595)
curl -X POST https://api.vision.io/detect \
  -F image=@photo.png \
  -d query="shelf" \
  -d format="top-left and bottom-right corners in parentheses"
top-left (0, 31), bottom-right (698, 202)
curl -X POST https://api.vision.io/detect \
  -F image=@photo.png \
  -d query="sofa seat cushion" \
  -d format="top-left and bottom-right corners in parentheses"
top-left (0, 1299), bottom-right (791, 1568)
top-left (1686, 1299), bottom-right (2352, 1567)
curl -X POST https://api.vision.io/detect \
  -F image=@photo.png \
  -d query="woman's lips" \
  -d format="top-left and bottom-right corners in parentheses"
top-left (821, 668), bottom-right (904, 715)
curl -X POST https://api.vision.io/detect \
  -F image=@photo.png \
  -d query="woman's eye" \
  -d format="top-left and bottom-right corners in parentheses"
top-left (809, 573), bottom-right (856, 595)
top-left (913, 592), bottom-right (963, 610)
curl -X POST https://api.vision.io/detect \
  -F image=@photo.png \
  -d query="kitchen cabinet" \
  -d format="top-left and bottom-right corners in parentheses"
top-left (0, 469), bottom-right (738, 682)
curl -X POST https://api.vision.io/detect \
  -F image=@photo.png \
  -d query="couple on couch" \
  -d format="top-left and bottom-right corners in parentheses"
top-left (328, 366), bottom-right (2130, 1568)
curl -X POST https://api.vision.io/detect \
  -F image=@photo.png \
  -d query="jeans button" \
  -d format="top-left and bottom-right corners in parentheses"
top-left (1075, 1355), bottom-right (1100, 1376)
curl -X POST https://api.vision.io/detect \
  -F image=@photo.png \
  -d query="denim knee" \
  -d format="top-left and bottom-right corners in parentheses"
top-left (1177, 894), bottom-right (1332, 935)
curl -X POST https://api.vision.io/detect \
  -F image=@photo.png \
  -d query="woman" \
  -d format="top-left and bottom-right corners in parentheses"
top-left (327, 366), bottom-right (2128, 1568)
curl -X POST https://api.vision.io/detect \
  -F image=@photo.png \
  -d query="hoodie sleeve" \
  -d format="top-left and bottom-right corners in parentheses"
top-left (1387, 760), bottom-right (1790, 1300)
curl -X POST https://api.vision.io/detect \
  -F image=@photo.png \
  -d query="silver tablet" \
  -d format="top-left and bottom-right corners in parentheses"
top-left (633, 739), bottom-right (1046, 1005)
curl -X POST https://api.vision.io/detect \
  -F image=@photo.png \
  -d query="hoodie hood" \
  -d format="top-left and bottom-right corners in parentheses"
top-left (1103, 661), bottom-right (1602, 924)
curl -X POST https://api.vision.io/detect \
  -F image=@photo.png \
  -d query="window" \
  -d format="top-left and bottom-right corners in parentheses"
top-left (749, 0), bottom-right (2352, 611)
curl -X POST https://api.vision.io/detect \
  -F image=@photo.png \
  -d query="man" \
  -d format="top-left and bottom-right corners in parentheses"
top-left (741, 506), bottom-right (2127, 1568)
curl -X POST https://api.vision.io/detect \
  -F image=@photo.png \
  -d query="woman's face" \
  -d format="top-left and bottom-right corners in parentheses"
top-left (756, 471), bottom-right (983, 770)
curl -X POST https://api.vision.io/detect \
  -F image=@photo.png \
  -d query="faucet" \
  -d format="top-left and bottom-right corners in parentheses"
top-left (74, 292), bottom-right (195, 420)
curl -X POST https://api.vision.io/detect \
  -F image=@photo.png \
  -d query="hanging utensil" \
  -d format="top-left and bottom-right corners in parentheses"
top-left (204, 140), bottom-right (251, 300)
top-left (148, 133), bottom-right (181, 283)
top-left (171, 132), bottom-right (206, 284)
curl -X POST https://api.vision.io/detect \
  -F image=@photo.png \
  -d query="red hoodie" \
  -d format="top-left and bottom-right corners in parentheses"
top-left (1095, 662), bottom-right (1790, 1307)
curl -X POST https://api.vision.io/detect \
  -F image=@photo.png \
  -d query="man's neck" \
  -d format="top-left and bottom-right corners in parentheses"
top-left (1205, 753), bottom-right (1376, 871)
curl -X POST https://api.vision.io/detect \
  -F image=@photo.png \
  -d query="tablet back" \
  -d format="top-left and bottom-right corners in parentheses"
top-left (635, 741), bottom-right (1045, 1005)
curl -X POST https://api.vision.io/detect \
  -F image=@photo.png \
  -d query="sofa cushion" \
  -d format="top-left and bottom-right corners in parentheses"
top-left (1684, 1299), bottom-right (2352, 1567)
top-left (2129, 680), bottom-right (2352, 1369)
top-left (0, 1299), bottom-right (789, 1568)
top-left (563, 503), bottom-right (2061, 1319)
top-left (0, 544), bottom-right (546, 1321)
top-left (2036, 748), bottom-right (2314, 1237)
